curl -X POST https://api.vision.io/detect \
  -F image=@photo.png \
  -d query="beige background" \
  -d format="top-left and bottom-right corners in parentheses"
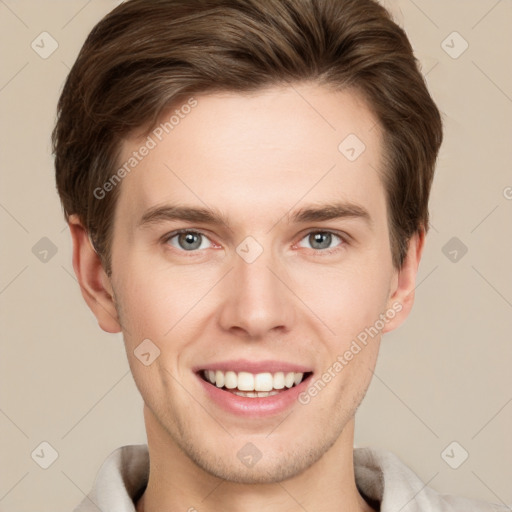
top-left (0, 1), bottom-right (511, 511)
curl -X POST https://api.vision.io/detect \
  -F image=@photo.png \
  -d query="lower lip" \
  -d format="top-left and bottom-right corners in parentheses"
top-left (196, 372), bottom-right (313, 418)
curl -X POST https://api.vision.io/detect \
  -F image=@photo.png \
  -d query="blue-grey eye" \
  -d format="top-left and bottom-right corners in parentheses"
top-left (168, 232), bottom-right (212, 251)
top-left (298, 231), bottom-right (342, 250)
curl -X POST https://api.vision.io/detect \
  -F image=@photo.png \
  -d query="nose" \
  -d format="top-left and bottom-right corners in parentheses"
top-left (217, 248), bottom-right (295, 339)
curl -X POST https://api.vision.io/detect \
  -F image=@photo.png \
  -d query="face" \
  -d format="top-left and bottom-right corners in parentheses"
top-left (107, 84), bottom-right (402, 483)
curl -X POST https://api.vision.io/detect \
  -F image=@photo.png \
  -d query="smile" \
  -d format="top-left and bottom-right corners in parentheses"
top-left (200, 369), bottom-right (312, 397)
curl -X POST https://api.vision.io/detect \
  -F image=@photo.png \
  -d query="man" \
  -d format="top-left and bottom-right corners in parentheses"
top-left (52, 0), bottom-right (506, 510)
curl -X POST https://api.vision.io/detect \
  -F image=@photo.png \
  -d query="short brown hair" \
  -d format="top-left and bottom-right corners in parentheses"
top-left (53, 0), bottom-right (443, 275)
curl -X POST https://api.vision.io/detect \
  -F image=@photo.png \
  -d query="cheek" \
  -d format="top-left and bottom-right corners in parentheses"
top-left (113, 259), bottom-right (217, 343)
top-left (113, 269), bottom-right (195, 403)
top-left (289, 258), bottom-right (391, 340)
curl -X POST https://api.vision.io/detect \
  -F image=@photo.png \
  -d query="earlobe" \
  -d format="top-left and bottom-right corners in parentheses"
top-left (68, 214), bottom-right (122, 334)
top-left (382, 229), bottom-right (425, 334)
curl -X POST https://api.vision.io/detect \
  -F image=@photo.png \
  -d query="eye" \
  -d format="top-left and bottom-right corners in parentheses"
top-left (165, 230), bottom-right (213, 251)
top-left (298, 231), bottom-right (344, 251)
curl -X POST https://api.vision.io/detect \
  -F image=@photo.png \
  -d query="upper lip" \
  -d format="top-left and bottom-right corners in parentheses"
top-left (193, 359), bottom-right (313, 374)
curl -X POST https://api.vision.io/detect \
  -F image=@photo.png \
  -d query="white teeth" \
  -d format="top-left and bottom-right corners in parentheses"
top-left (273, 372), bottom-right (285, 389)
top-left (203, 369), bottom-right (306, 392)
top-left (233, 390), bottom-right (257, 397)
top-left (237, 372), bottom-right (254, 391)
top-left (215, 370), bottom-right (224, 388)
top-left (257, 391), bottom-right (279, 397)
top-left (233, 390), bottom-right (281, 397)
top-left (224, 371), bottom-right (237, 389)
top-left (254, 372), bottom-right (273, 391)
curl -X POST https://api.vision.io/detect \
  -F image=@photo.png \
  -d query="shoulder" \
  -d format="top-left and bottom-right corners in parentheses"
top-left (73, 444), bottom-right (149, 512)
top-left (354, 446), bottom-right (508, 512)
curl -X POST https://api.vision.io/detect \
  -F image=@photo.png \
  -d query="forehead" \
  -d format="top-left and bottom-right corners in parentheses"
top-left (114, 84), bottom-right (385, 230)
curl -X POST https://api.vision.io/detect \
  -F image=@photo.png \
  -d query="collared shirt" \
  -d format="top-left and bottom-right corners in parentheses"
top-left (73, 444), bottom-right (508, 511)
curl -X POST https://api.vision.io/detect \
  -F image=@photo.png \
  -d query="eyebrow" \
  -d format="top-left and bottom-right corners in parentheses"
top-left (138, 205), bottom-right (231, 229)
top-left (137, 202), bottom-right (372, 230)
top-left (289, 203), bottom-right (372, 227)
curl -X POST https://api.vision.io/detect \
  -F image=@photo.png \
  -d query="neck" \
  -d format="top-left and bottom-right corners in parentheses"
top-left (136, 405), bottom-right (375, 512)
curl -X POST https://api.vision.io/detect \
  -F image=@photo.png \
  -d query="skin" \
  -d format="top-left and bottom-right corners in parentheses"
top-left (69, 83), bottom-right (424, 512)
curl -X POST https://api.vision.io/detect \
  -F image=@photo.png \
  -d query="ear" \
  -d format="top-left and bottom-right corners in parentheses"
top-left (68, 214), bottom-right (122, 333)
top-left (382, 229), bottom-right (425, 334)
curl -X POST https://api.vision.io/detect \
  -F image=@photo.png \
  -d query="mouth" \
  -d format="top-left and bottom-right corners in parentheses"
top-left (198, 369), bottom-right (314, 398)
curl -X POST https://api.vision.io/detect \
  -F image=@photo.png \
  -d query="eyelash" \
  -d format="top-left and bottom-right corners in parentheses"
top-left (161, 228), bottom-right (348, 256)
